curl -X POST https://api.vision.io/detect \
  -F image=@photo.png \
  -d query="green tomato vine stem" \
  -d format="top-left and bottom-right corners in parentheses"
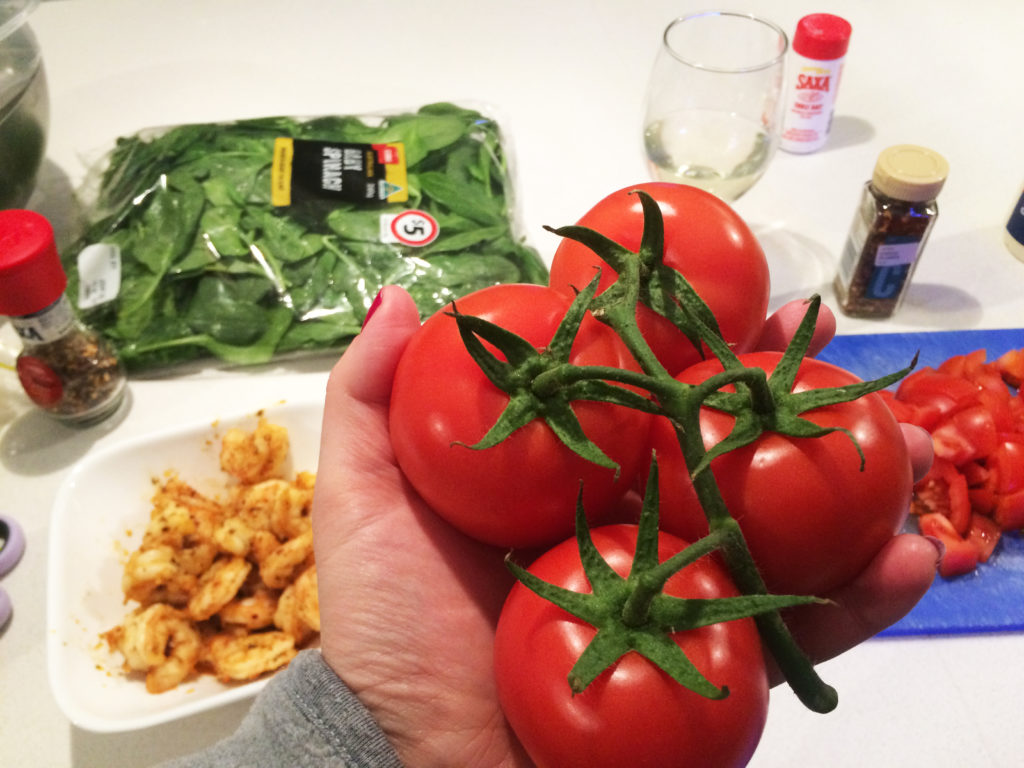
top-left (594, 275), bottom-right (839, 713)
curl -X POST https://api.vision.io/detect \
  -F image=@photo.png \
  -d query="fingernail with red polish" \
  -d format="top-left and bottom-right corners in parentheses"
top-left (362, 290), bottom-right (384, 329)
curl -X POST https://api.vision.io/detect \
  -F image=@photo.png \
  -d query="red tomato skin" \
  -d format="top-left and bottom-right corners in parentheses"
top-left (648, 352), bottom-right (913, 596)
top-left (986, 437), bottom-right (1024, 495)
top-left (967, 513), bottom-right (1002, 563)
top-left (930, 404), bottom-right (999, 466)
top-left (896, 368), bottom-right (981, 430)
top-left (548, 183), bottom-right (770, 375)
top-left (994, 489), bottom-right (1024, 531)
top-left (494, 525), bottom-right (768, 768)
top-left (389, 284), bottom-right (652, 549)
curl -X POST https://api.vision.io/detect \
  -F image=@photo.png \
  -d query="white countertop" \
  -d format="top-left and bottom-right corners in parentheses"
top-left (3, 1), bottom-right (1023, 766)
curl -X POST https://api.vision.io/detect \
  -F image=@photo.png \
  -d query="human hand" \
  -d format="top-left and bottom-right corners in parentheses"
top-left (312, 287), bottom-right (937, 765)
top-left (312, 286), bottom-right (530, 768)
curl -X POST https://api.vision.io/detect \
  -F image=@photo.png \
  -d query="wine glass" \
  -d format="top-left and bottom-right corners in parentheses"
top-left (642, 11), bottom-right (788, 202)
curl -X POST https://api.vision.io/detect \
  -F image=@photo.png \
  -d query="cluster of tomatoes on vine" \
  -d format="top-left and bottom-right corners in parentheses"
top-left (386, 183), bottom-right (917, 768)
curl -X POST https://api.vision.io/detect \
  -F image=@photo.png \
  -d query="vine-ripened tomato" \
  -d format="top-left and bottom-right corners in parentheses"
top-left (494, 524), bottom-right (769, 768)
top-left (648, 351), bottom-right (912, 596)
top-left (548, 182), bottom-right (771, 375)
top-left (389, 283), bottom-right (652, 549)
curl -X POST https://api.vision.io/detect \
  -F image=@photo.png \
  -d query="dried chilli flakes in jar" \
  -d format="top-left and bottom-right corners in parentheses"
top-left (834, 144), bottom-right (948, 319)
top-left (17, 325), bottom-right (125, 420)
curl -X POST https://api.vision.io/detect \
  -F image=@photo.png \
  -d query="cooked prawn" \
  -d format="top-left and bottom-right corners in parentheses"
top-left (203, 631), bottom-right (297, 682)
top-left (174, 541), bottom-right (218, 578)
top-left (213, 516), bottom-right (255, 557)
top-left (220, 418), bottom-right (289, 484)
top-left (293, 564), bottom-right (319, 632)
top-left (273, 564), bottom-right (318, 643)
top-left (141, 501), bottom-right (197, 550)
top-left (259, 530), bottom-right (313, 590)
top-left (273, 584), bottom-right (313, 644)
top-left (153, 475), bottom-right (225, 537)
top-left (122, 545), bottom-right (177, 594)
top-left (219, 584), bottom-right (279, 630)
top-left (113, 604), bottom-right (201, 694)
top-left (269, 485), bottom-right (313, 541)
top-left (187, 555), bottom-right (251, 621)
top-left (122, 545), bottom-right (197, 607)
top-left (249, 530), bottom-right (281, 564)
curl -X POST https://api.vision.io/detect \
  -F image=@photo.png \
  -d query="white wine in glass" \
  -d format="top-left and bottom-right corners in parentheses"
top-left (643, 12), bottom-right (788, 203)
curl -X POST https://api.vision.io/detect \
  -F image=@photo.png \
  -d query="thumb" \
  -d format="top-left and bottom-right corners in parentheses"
top-left (314, 285), bottom-right (420, 528)
top-left (326, 286), bottom-right (422, 409)
top-left (757, 299), bottom-right (837, 358)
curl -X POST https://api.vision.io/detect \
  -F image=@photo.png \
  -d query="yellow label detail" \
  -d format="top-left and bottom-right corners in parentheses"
top-left (271, 137), bottom-right (294, 207)
top-left (384, 142), bottom-right (409, 203)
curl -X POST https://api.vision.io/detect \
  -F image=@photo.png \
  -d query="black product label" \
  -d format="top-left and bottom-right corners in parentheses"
top-left (271, 138), bottom-right (408, 207)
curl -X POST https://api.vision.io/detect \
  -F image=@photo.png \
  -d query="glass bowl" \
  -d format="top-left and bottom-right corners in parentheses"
top-left (0, 0), bottom-right (49, 209)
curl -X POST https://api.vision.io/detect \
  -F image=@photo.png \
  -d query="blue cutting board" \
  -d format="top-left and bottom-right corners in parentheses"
top-left (816, 328), bottom-right (1024, 636)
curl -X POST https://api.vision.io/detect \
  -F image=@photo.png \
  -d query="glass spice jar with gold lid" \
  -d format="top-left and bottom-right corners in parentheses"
top-left (833, 144), bottom-right (949, 318)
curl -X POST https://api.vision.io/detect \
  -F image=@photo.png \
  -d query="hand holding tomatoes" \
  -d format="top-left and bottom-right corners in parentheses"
top-left (313, 184), bottom-right (942, 767)
top-left (310, 279), bottom-right (938, 767)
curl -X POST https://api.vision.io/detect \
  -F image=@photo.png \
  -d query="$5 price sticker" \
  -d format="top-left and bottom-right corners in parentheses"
top-left (380, 210), bottom-right (440, 247)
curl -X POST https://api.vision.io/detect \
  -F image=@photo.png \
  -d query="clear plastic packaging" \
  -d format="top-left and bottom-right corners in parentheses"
top-left (64, 103), bottom-right (547, 371)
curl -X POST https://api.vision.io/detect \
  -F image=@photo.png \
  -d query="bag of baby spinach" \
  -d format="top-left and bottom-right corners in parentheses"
top-left (64, 102), bottom-right (546, 371)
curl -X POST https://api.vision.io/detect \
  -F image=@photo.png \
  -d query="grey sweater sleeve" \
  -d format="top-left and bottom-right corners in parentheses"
top-left (159, 650), bottom-right (404, 768)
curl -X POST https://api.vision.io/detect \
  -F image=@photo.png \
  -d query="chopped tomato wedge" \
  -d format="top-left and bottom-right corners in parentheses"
top-left (995, 348), bottom-right (1024, 388)
top-left (994, 489), bottom-right (1024, 531)
top-left (937, 349), bottom-right (986, 380)
top-left (913, 458), bottom-right (972, 534)
top-left (917, 513), bottom-right (978, 578)
top-left (966, 514), bottom-right (1001, 563)
top-left (896, 368), bottom-right (981, 430)
top-left (985, 437), bottom-right (1024, 495)
top-left (930, 404), bottom-right (998, 465)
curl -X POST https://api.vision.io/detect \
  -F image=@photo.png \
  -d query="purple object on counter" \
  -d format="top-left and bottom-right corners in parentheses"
top-left (1, 514), bottom-right (26, 628)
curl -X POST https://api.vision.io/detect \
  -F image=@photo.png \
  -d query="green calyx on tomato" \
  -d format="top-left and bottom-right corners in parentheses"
top-left (546, 190), bottom-right (725, 379)
top-left (506, 459), bottom-right (822, 698)
top-left (450, 273), bottom-right (658, 474)
top-left (680, 295), bottom-right (918, 481)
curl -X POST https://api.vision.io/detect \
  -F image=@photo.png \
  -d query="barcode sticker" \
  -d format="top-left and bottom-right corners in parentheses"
top-left (77, 243), bottom-right (122, 309)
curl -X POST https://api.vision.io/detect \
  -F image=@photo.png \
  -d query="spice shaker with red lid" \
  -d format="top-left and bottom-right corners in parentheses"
top-left (780, 13), bottom-right (852, 154)
top-left (0, 209), bottom-right (126, 423)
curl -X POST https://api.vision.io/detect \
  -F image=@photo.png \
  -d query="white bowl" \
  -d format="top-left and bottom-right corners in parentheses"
top-left (46, 399), bottom-right (323, 733)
